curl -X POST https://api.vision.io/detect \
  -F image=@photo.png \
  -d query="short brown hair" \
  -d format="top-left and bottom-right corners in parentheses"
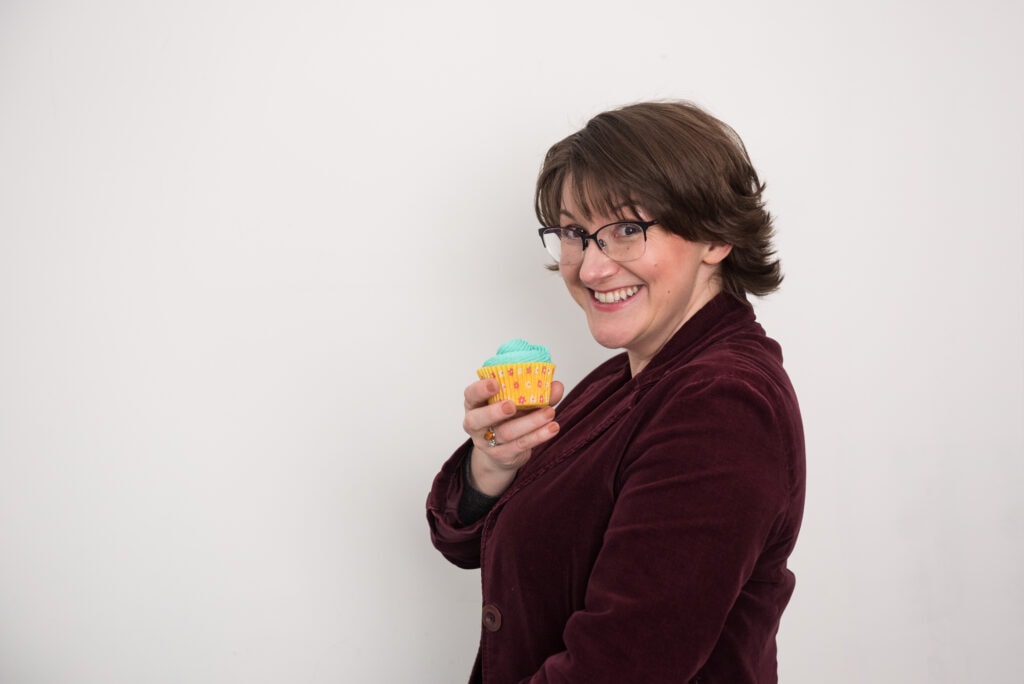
top-left (535, 101), bottom-right (782, 298)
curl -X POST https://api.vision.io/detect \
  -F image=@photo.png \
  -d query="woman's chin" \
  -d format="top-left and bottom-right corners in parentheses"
top-left (585, 324), bottom-right (633, 351)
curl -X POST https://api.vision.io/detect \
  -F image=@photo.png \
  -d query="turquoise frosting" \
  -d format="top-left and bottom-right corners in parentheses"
top-left (482, 338), bottom-right (552, 366)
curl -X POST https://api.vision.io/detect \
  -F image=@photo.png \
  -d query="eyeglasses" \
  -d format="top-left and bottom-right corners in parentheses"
top-left (537, 220), bottom-right (657, 265)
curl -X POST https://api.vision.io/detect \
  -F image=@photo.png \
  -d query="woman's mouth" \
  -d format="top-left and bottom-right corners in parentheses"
top-left (593, 285), bottom-right (640, 304)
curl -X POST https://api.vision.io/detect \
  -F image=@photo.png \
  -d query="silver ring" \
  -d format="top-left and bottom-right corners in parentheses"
top-left (484, 427), bottom-right (497, 448)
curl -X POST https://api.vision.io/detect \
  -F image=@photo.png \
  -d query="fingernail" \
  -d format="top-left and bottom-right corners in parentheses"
top-left (502, 401), bottom-right (516, 415)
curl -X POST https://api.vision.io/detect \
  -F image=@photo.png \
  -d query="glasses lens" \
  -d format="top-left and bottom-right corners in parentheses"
top-left (603, 223), bottom-right (647, 262)
top-left (543, 228), bottom-right (583, 264)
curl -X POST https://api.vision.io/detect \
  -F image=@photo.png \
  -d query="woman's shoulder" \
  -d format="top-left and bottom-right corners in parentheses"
top-left (626, 335), bottom-right (804, 492)
top-left (657, 317), bottom-right (790, 390)
top-left (638, 326), bottom-right (802, 444)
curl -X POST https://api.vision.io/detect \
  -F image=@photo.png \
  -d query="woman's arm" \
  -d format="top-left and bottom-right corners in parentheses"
top-left (425, 441), bottom-right (486, 569)
top-left (427, 378), bottom-right (565, 569)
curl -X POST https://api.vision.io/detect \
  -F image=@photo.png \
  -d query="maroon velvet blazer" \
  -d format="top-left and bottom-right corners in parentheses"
top-left (427, 294), bottom-right (805, 683)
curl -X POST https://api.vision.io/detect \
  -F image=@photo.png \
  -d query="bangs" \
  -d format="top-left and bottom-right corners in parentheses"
top-left (564, 172), bottom-right (649, 223)
top-left (535, 113), bottom-right (670, 228)
top-left (537, 157), bottom-right (660, 228)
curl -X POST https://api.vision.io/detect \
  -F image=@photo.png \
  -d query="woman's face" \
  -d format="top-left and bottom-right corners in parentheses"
top-left (558, 187), bottom-right (731, 375)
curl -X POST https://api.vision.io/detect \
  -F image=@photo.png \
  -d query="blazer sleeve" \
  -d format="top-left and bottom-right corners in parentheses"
top-left (426, 440), bottom-right (486, 569)
top-left (525, 373), bottom-right (800, 682)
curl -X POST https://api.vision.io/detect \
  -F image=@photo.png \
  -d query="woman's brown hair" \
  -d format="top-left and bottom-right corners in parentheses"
top-left (535, 101), bottom-right (782, 298)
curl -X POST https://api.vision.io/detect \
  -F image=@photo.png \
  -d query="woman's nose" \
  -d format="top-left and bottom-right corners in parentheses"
top-left (578, 241), bottom-right (617, 284)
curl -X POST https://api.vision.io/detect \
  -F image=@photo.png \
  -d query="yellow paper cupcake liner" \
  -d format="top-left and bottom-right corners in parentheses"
top-left (476, 362), bottom-right (556, 409)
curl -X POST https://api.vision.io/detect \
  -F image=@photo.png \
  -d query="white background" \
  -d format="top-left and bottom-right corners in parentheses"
top-left (1, 1), bottom-right (1021, 682)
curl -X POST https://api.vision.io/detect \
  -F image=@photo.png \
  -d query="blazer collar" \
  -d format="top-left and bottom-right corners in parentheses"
top-left (634, 292), bottom-right (755, 388)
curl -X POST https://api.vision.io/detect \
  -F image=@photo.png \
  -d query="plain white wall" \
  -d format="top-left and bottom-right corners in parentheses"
top-left (1, 1), bottom-right (1021, 682)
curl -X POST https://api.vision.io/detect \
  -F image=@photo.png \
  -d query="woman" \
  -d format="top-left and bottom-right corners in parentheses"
top-left (426, 101), bottom-right (805, 683)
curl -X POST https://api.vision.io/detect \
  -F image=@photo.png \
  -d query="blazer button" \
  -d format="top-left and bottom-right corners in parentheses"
top-left (482, 603), bottom-right (502, 632)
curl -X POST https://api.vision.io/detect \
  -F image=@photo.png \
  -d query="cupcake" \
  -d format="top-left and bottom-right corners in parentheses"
top-left (476, 339), bottom-right (556, 409)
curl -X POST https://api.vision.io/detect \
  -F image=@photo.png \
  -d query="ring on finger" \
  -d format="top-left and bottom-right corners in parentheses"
top-left (484, 427), bottom-right (497, 448)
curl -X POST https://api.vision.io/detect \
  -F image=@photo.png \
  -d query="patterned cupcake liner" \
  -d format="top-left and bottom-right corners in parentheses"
top-left (476, 362), bottom-right (556, 409)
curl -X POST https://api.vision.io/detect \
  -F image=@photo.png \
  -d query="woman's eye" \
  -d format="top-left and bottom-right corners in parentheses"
top-left (615, 223), bottom-right (643, 237)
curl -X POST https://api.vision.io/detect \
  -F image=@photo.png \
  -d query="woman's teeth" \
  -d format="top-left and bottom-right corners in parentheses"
top-left (593, 286), bottom-right (640, 304)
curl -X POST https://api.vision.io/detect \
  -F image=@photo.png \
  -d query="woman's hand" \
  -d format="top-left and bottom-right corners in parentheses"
top-left (462, 378), bottom-right (564, 497)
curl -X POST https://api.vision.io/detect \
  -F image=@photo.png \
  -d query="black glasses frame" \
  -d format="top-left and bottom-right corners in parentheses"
top-left (537, 220), bottom-right (658, 262)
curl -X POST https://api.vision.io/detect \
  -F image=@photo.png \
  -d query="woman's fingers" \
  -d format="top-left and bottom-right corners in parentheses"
top-left (461, 378), bottom-right (563, 496)
top-left (485, 406), bottom-right (557, 450)
top-left (468, 407), bottom-right (560, 495)
top-left (462, 378), bottom-right (564, 461)
top-left (458, 369), bottom-right (565, 499)
top-left (464, 378), bottom-right (499, 411)
top-left (471, 408), bottom-right (559, 474)
top-left (463, 394), bottom-right (516, 437)
top-left (549, 380), bottom-right (565, 406)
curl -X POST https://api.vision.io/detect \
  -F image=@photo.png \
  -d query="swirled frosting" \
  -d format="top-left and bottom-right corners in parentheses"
top-left (482, 339), bottom-right (552, 366)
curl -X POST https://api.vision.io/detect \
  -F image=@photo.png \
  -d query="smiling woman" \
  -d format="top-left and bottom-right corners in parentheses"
top-left (426, 101), bottom-right (805, 684)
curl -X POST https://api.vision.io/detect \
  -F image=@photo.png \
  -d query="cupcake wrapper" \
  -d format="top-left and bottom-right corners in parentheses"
top-left (476, 362), bottom-right (556, 408)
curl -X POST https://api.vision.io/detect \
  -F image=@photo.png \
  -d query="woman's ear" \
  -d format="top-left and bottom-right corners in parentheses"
top-left (702, 241), bottom-right (733, 265)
